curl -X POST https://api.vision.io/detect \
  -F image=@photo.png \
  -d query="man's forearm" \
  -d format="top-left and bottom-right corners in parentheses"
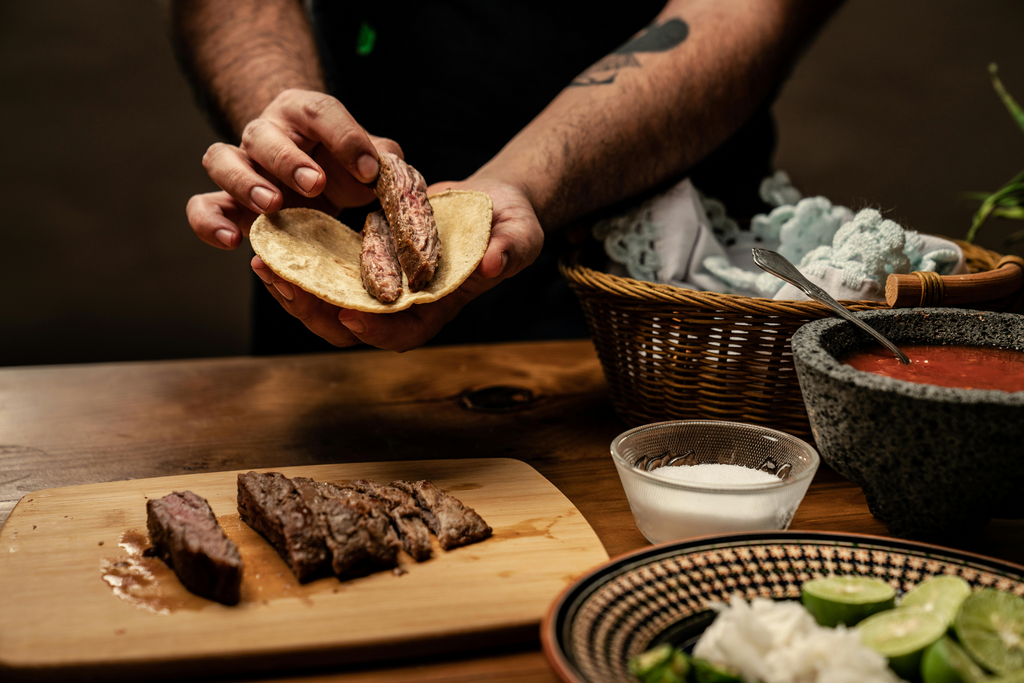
top-left (171, 0), bottom-right (324, 139)
top-left (475, 0), bottom-right (842, 231)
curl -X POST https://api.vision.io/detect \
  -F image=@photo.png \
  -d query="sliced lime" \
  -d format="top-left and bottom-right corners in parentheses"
top-left (921, 636), bottom-right (988, 683)
top-left (629, 643), bottom-right (674, 679)
top-left (859, 607), bottom-right (948, 680)
top-left (629, 644), bottom-right (690, 683)
top-left (691, 657), bottom-right (743, 683)
top-left (663, 649), bottom-right (690, 682)
top-left (901, 576), bottom-right (973, 628)
top-left (802, 575), bottom-right (897, 627)
top-left (641, 662), bottom-right (688, 683)
top-left (955, 588), bottom-right (1024, 674)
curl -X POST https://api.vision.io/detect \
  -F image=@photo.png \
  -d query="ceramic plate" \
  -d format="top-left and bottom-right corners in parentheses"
top-left (542, 531), bottom-right (1024, 683)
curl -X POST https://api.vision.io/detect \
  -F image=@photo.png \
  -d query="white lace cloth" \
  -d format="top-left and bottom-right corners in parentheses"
top-left (592, 173), bottom-right (966, 302)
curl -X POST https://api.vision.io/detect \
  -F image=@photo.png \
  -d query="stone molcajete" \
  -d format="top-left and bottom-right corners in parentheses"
top-left (791, 308), bottom-right (1024, 540)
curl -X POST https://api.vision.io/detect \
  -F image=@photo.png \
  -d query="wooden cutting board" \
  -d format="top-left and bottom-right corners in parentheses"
top-left (0, 458), bottom-right (608, 680)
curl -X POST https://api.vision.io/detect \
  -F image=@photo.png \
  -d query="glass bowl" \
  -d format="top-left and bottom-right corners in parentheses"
top-left (611, 420), bottom-right (820, 544)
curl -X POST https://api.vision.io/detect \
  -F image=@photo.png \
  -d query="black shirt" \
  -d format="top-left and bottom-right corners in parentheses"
top-left (251, 1), bottom-right (775, 354)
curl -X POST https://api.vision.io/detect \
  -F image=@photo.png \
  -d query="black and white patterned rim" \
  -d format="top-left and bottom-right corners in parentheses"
top-left (543, 531), bottom-right (1024, 683)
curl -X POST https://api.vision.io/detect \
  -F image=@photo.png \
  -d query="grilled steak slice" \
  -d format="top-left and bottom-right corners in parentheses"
top-left (375, 151), bottom-right (440, 292)
top-left (391, 480), bottom-right (492, 550)
top-left (349, 479), bottom-right (432, 562)
top-left (292, 478), bottom-right (400, 578)
top-left (359, 211), bottom-right (403, 303)
top-left (237, 471), bottom-right (329, 582)
top-left (146, 491), bottom-right (243, 605)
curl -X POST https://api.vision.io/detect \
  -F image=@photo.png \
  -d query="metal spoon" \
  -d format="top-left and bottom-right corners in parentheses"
top-left (752, 248), bottom-right (910, 364)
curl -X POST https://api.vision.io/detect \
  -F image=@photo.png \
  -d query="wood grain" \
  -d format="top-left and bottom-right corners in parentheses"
top-left (0, 459), bottom-right (607, 680)
top-left (2, 339), bottom-right (1023, 682)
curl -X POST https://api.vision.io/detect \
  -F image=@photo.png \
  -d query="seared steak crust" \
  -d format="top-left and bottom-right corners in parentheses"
top-left (375, 152), bottom-right (440, 292)
top-left (293, 478), bottom-right (400, 578)
top-left (359, 211), bottom-right (403, 303)
top-left (349, 479), bottom-right (432, 562)
top-left (147, 491), bottom-right (243, 605)
top-left (392, 480), bottom-right (492, 550)
top-left (236, 471), bottom-right (329, 582)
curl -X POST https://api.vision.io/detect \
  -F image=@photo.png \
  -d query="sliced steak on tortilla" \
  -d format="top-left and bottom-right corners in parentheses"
top-left (359, 210), bottom-right (403, 303)
top-left (146, 491), bottom-right (243, 605)
top-left (375, 151), bottom-right (440, 292)
top-left (237, 471), bottom-right (329, 582)
top-left (392, 480), bottom-right (492, 550)
top-left (249, 192), bottom-right (491, 313)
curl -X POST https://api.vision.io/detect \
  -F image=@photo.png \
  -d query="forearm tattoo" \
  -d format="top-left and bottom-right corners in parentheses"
top-left (570, 18), bottom-right (689, 87)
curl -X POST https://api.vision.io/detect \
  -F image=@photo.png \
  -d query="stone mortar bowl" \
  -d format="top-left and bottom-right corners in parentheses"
top-left (791, 308), bottom-right (1024, 540)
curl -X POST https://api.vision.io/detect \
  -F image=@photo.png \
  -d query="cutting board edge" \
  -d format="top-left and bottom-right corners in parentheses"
top-left (0, 617), bottom-right (540, 681)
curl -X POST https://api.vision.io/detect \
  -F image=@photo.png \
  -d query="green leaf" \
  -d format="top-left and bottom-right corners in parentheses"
top-left (990, 64), bottom-right (1024, 136)
top-left (962, 69), bottom-right (1024, 243)
top-left (994, 206), bottom-right (1024, 220)
top-left (967, 193), bottom-right (1001, 243)
top-left (1004, 227), bottom-right (1024, 247)
top-left (965, 176), bottom-right (1024, 243)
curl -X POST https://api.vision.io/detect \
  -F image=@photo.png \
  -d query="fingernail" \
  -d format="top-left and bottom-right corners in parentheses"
top-left (357, 155), bottom-right (379, 182)
top-left (251, 186), bottom-right (275, 211)
top-left (497, 252), bottom-right (510, 277)
top-left (273, 281), bottom-right (294, 300)
top-left (340, 318), bottom-right (365, 335)
top-left (253, 266), bottom-right (272, 284)
top-left (215, 229), bottom-right (235, 247)
top-left (294, 167), bottom-right (319, 193)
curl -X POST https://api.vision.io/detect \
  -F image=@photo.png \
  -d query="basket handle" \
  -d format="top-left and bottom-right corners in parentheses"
top-left (885, 255), bottom-right (1024, 308)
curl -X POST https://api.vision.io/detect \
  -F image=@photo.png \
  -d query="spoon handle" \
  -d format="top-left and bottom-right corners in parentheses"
top-left (751, 249), bottom-right (911, 365)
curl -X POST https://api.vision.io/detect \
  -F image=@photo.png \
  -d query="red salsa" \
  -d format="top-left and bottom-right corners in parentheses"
top-left (842, 344), bottom-right (1024, 393)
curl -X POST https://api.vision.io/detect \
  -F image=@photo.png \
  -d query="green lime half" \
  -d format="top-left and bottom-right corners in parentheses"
top-left (921, 636), bottom-right (988, 683)
top-left (955, 589), bottom-right (1024, 674)
top-left (901, 576), bottom-right (973, 628)
top-left (802, 576), bottom-right (897, 627)
top-left (859, 607), bottom-right (948, 680)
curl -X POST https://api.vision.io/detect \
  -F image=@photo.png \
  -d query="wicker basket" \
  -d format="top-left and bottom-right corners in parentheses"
top-left (561, 241), bottom-right (1015, 440)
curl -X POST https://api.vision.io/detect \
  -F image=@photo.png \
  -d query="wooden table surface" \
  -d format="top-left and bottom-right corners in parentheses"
top-left (2, 339), bottom-right (1022, 682)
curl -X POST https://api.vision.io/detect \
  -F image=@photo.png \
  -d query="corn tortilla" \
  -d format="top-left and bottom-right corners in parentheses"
top-left (250, 190), bottom-right (493, 313)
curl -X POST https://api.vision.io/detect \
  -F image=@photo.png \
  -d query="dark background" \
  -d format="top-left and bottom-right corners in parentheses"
top-left (2, 0), bottom-right (1022, 367)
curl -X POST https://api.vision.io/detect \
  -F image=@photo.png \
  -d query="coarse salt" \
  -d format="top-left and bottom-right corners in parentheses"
top-left (629, 463), bottom-right (804, 541)
top-left (652, 463), bottom-right (780, 486)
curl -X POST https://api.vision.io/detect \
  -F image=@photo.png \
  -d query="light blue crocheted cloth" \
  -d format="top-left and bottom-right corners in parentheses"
top-left (802, 209), bottom-right (960, 288)
top-left (704, 172), bottom-right (960, 296)
top-left (591, 171), bottom-right (962, 297)
top-left (704, 172), bottom-right (853, 295)
top-left (759, 170), bottom-right (803, 208)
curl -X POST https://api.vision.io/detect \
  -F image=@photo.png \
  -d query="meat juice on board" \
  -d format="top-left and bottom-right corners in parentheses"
top-left (842, 344), bottom-right (1024, 392)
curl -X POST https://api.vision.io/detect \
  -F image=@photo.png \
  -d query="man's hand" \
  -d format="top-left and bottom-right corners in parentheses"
top-left (186, 89), bottom-right (402, 250)
top-left (251, 177), bottom-right (544, 352)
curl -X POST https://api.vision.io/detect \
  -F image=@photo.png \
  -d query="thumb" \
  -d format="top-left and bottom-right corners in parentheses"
top-left (478, 223), bottom-right (543, 281)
